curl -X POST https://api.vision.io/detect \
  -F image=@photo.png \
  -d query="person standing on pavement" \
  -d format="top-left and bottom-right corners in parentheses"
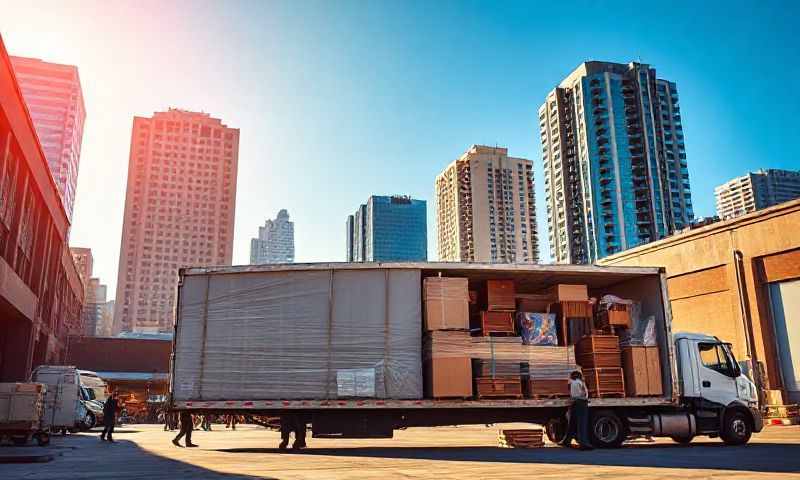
top-left (100, 391), bottom-right (119, 442)
top-left (172, 410), bottom-right (198, 447)
top-left (560, 370), bottom-right (594, 450)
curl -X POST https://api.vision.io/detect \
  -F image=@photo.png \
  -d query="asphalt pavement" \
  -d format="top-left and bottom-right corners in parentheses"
top-left (1, 423), bottom-right (798, 479)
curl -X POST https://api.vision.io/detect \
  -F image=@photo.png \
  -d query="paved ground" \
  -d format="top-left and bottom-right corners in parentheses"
top-left (2, 423), bottom-right (799, 479)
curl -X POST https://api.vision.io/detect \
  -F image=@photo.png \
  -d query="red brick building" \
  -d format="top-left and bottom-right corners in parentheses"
top-left (0, 35), bottom-right (84, 381)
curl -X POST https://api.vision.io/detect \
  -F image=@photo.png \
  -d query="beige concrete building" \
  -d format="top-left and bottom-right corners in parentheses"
top-left (114, 109), bottom-right (239, 333)
top-left (435, 145), bottom-right (538, 263)
top-left (715, 169), bottom-right (800, 220)
top-left (600, 199), bottom-right (800, 404)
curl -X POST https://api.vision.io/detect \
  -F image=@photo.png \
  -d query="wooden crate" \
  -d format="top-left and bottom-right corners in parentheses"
top-left (577, 351), bottom-right (622, 369)
top-left (544, 284), bottom-right (588, 302)
top-left (486, 280), bottom-right (515, 311)
top-left (621, 346), bottom-right (662, 396)
top-left (597, 309), bottom-right (631, 329)
top-left (576, 335), bottom-right (620, 356)
top-left (583, 368), bottom-right (625, 398)
top-left (480, 311), bottom-right (515, 335)
top-left (527, 378), bottom-right (570, 398)
top-left (474, 376), bottom-right (523, 399)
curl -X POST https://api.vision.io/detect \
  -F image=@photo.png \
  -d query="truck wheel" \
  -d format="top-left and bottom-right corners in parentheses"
top-left (721, 411), bottom-right (751, 446)
top-left (545, 417), bottom-right (568, 444)
top-left (671, 435), bottom-right (693, 445)
top-left (590, 411), bottom-right (626, 448)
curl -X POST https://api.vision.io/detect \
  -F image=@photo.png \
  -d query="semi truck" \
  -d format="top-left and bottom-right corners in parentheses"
top-left (168, 262), bottom-right (762, 448)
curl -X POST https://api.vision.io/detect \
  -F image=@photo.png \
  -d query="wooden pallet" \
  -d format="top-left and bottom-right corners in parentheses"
top-left (480, 311), bottom-right (515, 336)
top-left (498, 428), bottom-right (545, 448)
top-left (527, 378), bottom-right (570, 398)
top-left (475, 376), bottom-right (523, 399)
top-left (583, 367), bottom-right (625, 398)
top-left (576, 335), bottom-right (620, 355)
top-left (577, 351), bottom-right (622, 369)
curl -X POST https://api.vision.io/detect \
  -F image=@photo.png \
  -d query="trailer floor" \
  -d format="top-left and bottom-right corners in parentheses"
top-left (2, 423), bottom-right (798, 479)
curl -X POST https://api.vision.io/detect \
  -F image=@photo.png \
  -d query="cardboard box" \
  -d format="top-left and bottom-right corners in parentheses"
top-left (621, 346), bottom-right (662, 396)
top-left (424, 358), bottom-right (472, 398)
top-left (423, 330), bottom-right (472, 398)
top-left (486, 280), bottom-right (516, 311)
top-left (764, 389), bottom-right (785, 406)
top-left (545, 284), bottom-right (589, 302)
top-left (423, 277), bottom-right (469, 331)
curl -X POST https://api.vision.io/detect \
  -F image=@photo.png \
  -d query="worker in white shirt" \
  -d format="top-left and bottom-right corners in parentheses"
top-left (560, 370), bottom-right (594, 450)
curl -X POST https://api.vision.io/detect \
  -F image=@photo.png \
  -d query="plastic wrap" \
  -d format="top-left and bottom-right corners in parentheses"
top-left (173, 268), bottom-right (422, 401)
top-left (423, 277), bottom-right (469, 330)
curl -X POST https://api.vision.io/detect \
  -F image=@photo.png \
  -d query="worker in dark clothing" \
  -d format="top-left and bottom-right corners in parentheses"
top-left (278, 415), bottom-right (307, 451)
top-left (560, 370), bottom-right (594, 450)
top-left (100, 391), bottom-right (119, 442)
top-left (172, 410), bottom-right (197, 447)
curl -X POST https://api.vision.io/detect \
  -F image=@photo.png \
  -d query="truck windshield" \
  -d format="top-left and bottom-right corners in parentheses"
top-left (699, 342), bottom-right (738, 377)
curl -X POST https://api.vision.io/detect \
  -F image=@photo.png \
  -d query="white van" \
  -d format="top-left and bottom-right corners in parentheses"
top-left (30, 365), bottom-right (97, 433)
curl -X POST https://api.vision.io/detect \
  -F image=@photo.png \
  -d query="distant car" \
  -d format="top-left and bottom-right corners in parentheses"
top-left (78, 387), bottom-right (106, 429)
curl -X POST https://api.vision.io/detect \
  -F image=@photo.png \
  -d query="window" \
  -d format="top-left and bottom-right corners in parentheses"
top-left (698, 342), bottom-right (736, 377)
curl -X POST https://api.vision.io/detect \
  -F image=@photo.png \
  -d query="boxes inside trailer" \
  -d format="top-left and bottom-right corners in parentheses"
top-left (418, 266), bottom-right (672, 401)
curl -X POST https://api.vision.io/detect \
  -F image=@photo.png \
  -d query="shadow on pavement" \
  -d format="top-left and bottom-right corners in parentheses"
top-left (2, 434), bottom-right (276, 479)
top-left (215, 441), bottom-right (800, 474)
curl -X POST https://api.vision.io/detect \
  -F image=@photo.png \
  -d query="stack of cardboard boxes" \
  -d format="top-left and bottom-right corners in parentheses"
top-left (422, 277), bottom-right (473, 398)
top-left (421, 277), bottom-right (662, 401)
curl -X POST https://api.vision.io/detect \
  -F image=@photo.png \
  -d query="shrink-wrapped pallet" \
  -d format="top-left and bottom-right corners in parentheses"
top-left (173, 268), bottom-right (422, 401)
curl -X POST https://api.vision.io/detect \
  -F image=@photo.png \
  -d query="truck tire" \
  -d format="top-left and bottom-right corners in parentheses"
top-left (545, 417), bottom-right (568, 444)
top-left (721, 411), bottom-right (751, 446)
top-left (590, 411), bottom-right (626, 448)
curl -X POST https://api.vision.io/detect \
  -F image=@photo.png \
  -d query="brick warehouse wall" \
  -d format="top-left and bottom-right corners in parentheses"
top-left (0, 35), bottom-right (84, 381)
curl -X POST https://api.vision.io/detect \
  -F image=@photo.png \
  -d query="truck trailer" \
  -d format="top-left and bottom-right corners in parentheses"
top-left (168, 262), bottom-right (762, 448)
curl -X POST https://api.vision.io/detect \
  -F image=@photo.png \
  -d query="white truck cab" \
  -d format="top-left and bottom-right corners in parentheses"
top-left (672, 332), bottom-right (761, 444)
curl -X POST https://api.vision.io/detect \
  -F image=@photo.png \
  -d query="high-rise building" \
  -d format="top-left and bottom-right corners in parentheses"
top-left (70, 247), bottom-right (93, 286)
top-left (435, 145), bottom-right (538, 263)
top-left (250, 209), bottom-right (295, 264)
top-left (83, 278), bottom-right (107, 336)
top-left (114, 109), bottom-right (239, 333)
top-left (539, 61), bottom-right (693, 264)
top-left (715, 169), bottom-right (800, 220)
top-left (97, 300), bottom-right (114, 337)
top-left (10, 56), bottom-right (86, 221)
top-left (0, 38), bottom-right (84, 381)
top-left (347, 195), bottom-right (427, 262)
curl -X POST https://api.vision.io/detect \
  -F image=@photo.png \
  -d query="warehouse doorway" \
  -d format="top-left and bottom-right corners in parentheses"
top-left (768, 279), bottom-right (800, 403)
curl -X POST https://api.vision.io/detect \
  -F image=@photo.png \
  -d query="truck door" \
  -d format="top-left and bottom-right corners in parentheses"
top-left (697, 342), bottom-right (739, 406)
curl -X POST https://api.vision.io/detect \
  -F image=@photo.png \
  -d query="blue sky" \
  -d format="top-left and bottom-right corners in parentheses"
top-left (2, 0), bottom-right (799, 295)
